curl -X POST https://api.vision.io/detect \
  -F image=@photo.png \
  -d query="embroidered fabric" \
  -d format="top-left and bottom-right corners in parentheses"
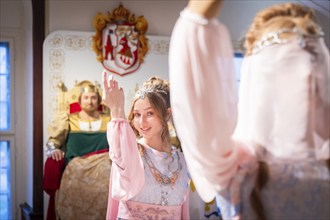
top-left (78, 119), bottom-right (102, 131)
top-left (124, 200), bottom-right (182, 220)
top-left (130, 142), bottom-right (189, 206)
top-left (141, 145), bottom-right (182, 187)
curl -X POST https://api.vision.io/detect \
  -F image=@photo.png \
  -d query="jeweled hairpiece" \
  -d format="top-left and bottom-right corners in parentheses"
top-left (252, 27), bottom-right (324, 54)
top-left (136, 87), bottom-right (168, 99)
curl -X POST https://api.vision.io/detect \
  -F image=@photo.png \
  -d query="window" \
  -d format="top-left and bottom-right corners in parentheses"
top-left (0, 40), bottom-right (13, 220)
top-left (0, 42), bottom-right (11, 131)
top-left (234, 52), bottom-right (243, 91)
top-left (0, 141), bottom-right (11, 219)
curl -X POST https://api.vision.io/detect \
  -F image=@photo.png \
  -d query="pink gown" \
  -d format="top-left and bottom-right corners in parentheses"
top-left (169, 8), bottom-right (330, 219)
top-left (106, 118), bottom-right (190, 219)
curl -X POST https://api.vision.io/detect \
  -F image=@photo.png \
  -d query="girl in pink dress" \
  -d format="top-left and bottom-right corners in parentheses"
top-left (102, 73), bottom-right (190, 219)
top-left (169, 1), bottom-right (329, 219)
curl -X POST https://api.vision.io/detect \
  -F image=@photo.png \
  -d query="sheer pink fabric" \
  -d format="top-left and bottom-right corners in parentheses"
top-left (106, 118), bottom-right (144, 219)
top-left (169, 8), bottom-right (329, 203)
top-left (234, 38), bottom-right (330, 164)
top-left (169, 8), bottom-right (251, 202)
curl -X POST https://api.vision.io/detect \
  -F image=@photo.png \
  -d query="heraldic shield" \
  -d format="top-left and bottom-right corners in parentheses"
top-left (93, 3), bottom-right (149, 76)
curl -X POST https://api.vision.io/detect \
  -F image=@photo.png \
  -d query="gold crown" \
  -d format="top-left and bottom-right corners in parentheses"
top-left (112, 3), bottom-right (131, 22)
top-left (75, 80), bottom-right (100, 94)
top-left (80, 84), bottom-right (98, 93)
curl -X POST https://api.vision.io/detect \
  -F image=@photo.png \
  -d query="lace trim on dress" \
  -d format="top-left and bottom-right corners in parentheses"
top-left (180, 8), bottom-right (209, 25)
top-left (124, 200), bottom-right (182, 220)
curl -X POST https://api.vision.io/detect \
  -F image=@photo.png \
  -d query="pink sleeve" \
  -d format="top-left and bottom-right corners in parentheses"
top-left (181, 190), bottom-right (190, 220)
top-left (106, 180), bottom-right (119, 220)
top-left (107, 118), bottom-right (145, 201)
top-left (169, 8), bottom-right (243, 202)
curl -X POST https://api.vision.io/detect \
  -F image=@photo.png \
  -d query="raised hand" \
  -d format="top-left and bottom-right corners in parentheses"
top-left (188, 0), bottom-right (223, 18)
top-left (102, 71), bottom-right (126, 119)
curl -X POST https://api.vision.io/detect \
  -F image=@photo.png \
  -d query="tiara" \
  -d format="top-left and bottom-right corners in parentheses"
top-left (252, 27), bottom-right (324, 54)
top-left (136, 87), bottom-right (168, 99)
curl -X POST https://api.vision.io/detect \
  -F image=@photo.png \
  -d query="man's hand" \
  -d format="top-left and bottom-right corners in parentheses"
top-left (51, 149), bottom-right (65, 161)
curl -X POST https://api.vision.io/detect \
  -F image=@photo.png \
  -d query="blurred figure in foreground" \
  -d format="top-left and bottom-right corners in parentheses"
top-left (169, 1), bottom-right (329, 219)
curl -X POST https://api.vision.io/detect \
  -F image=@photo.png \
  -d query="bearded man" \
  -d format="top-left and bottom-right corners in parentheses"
top-left (43, 83), bottom-right (111, 220)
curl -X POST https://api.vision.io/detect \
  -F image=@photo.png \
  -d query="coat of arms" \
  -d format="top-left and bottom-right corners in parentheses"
top-left (92, 3), bottom-right (149, 76)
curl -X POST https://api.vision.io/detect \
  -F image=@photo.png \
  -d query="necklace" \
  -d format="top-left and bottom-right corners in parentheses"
top-left (140, 144), bottom-right (182, 186)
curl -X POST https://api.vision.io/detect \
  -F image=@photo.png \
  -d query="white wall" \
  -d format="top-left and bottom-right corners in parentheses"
top-left (46, 0), bottom-right (329, 50)
top-left (219, 0), bottom-right (329, 49)
top-left (47, 0), bottom-right (187, 36)
top-left (0, 0), bottom-right (33, 219)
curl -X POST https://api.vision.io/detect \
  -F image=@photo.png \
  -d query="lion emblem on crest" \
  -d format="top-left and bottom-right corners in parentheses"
top-left (92, 3), bottom-right (149, 76)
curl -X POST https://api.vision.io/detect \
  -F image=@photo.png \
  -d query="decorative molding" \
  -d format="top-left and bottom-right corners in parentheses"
top-left (45, 33), bottom-right (94, 122)
top-left (44, 32), bottom-right (170, 123)
top-left (64, 35), bottom-right (87, 50)
top-left (149, 39), bottom-right (169, 55)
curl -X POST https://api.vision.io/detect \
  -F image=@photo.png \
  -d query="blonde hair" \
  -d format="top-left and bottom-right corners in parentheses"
top-left (128, 77), bottom-right (171, 147)
top-left (244, 3), bottom-right (320, 55)
top-left (243, 3), bottom-right (324, 220)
